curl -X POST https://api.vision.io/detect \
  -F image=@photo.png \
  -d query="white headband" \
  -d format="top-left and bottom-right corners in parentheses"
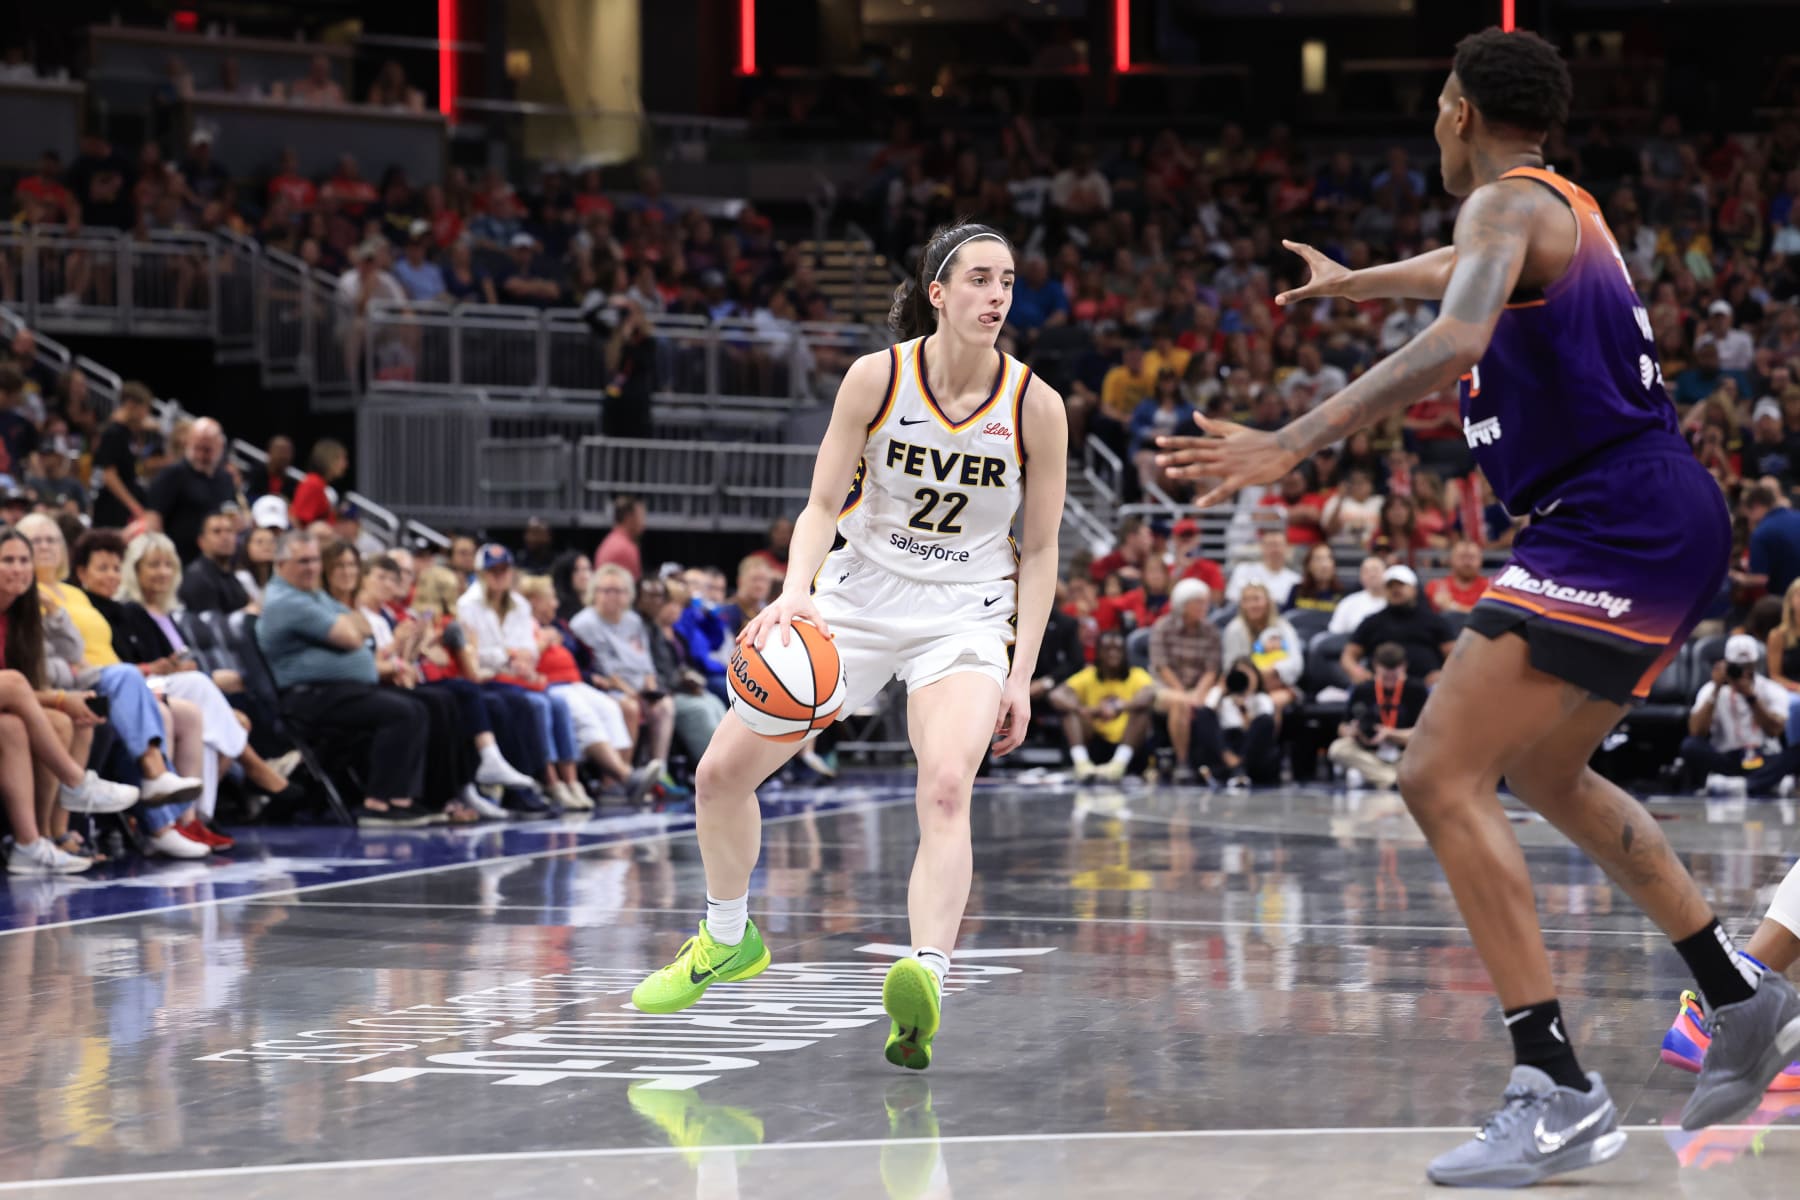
top-left (932, 232), bottom-right (1009, 283)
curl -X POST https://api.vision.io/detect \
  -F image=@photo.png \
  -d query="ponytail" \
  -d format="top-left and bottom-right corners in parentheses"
top-left (888, 220), bottom-right (1015, 340)
top-left (888, 278), bottom-right (936, 340)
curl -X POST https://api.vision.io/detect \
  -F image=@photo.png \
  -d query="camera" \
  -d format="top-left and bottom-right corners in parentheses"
top-left (1725, 661), bottom-right (1749, 682)
top-left (1352, 702), bottom-right (1379, 742)
top-left (1225, 668), bottom-right (1252, 695)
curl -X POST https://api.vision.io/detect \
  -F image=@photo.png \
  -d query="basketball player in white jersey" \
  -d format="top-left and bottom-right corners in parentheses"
top-left (632, 222), bottom-right (1067, 1070)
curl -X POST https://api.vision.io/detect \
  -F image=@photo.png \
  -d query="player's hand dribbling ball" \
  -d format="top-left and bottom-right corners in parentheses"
top-left (728, 619), bottom-right (847, 742)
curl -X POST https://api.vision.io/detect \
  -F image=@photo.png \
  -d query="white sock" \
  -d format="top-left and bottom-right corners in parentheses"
top-left (1070, 745), bottom-right (1091, 766)
top-left (706, 892), bottom-right (749, 946)
top-left (1110, 743), bottom-right (1133, 766)
top-left (915, 946), bottom-right (950, 990)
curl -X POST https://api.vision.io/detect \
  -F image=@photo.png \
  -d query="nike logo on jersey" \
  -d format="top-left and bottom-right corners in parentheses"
top-left (839, 573), bottom-right (850, 584)
top-left (984, 596), bottom-right (1001, 607)
top-left (898, 416), bottom-right (929, 426)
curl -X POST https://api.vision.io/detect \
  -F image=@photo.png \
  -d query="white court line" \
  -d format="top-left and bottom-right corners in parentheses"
top-left (0, 799), bottom-right (894, 940)
top-left (2, 1123), bottom-right (1794, 1191)
top-left (238, 899), bottom-right (1667, 939)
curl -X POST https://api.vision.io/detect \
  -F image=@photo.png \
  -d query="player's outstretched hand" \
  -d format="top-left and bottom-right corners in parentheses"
top-left (1275, 240), bottom-right (1352, 306)
top-left (742, 589), bottom-right (831, 651)
top-left (991, 676), bottom-right (1031, 757)
top-left (1156, 413), bottom-right (1302, 509)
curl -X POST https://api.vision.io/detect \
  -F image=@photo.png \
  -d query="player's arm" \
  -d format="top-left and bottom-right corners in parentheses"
top-left (1159, 180), bottom-right (1538, 504)
top-left (744, 351), bottom-right (886, 648)
top-left (995, 375), bottom-right (1069, 756)
top-left (1277, 242), bottom-right (1458, 306)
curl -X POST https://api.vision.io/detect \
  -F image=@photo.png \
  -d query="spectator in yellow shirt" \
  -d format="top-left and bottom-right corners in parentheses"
top-left (1101, 340), bottom-right (1156, 423)
top-left (1052, 629), bottom-right (1156, 781)
top-left (1142, 324), bottom-right (1191, 383)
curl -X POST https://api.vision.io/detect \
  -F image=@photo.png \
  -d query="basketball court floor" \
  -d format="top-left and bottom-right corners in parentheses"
top-left (3, 778), bottom-right (1799, 1198)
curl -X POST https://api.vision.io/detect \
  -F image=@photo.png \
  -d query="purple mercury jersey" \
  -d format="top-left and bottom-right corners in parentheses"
top-left (1458, 167), bottom-right (1730, 703)
top-left (1457, 167), bottom-right (1686, 513)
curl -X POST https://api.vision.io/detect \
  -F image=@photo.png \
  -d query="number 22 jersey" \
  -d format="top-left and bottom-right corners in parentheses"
top-left (837, 336), bottom-right (1032, 585)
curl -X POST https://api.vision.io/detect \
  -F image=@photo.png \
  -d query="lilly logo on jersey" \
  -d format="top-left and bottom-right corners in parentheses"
top-left (978, 421), bottom-right (1013, 445)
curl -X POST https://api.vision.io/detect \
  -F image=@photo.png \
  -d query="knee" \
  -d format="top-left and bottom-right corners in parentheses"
top-left (917, 765), bottom-right (973, 822)
top-left (1395, 752), bottom-right (1461, 826)
top-left (693, 747), bottom-right (737, 803)
top-left (0, 669), bottom-right (27, 696)
top-left (44, 708), bottom-right (73, 738)
top-left (0, 712), bottom-right (22, 740)
top-left (655, 696), bottom-right (675, 722)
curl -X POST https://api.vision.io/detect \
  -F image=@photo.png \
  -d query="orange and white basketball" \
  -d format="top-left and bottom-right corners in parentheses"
top-left (727, 620), bottom-right (848, 742)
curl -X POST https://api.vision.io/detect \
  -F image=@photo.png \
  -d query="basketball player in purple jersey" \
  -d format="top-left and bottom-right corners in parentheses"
top-left (1156, 28), bottom-right (1800, 1187)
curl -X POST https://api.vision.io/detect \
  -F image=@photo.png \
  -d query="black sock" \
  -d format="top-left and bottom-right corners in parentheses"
top-left (1503, 999), bottom-right (1590, 1092)
top-left (1673, 919), bottom-right (1761, 1011)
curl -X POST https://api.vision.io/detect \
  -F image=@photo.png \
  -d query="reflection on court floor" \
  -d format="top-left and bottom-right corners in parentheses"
top-left (2, 783), bottom-right (1798, 1198)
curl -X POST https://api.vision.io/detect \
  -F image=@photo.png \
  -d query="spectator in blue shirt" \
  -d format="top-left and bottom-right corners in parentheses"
top-left (672, 569), bottom-right (730, 702)
top-left (1008, 252), bottom-right (1070, 332)
top-left (391, 223), bottom-right (448, 302)
top-left (1673, 342), bottom-right (1752, 409)
top-left (1746, 485), bottom-right (1800, 600)
top-left (257, 530), bottom-right (429, 824)
top-left (1370, 147), bottom-right (1426, 199)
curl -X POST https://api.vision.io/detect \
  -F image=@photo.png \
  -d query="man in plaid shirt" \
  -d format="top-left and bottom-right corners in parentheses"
top-left (1151, 578), bottom-right (1223, 784)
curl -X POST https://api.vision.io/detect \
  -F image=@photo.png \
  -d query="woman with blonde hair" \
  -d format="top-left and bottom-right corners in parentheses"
top-left (13, 515), bottom-right (208, 857)
top-left (110, 531), bottom-right (304, 817)
top-left (1220, 582), bottom-right (1303, 712)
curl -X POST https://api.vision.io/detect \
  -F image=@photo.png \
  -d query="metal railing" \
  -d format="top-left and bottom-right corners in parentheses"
top-left (356, 396), bottom-right (820, 534)
top-left (0, 227), bottom-right (228, 339)
top-left (3, 226), bottom-right (885, 416)
top-left (362, 303), bottom-right (879, 408)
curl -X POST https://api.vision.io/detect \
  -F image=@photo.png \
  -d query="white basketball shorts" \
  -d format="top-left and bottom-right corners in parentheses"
top-left (811, 544), bottom-right (1016, 717)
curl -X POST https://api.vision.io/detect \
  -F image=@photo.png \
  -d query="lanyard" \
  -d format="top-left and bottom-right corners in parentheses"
top-left (1374, 677), bottom-right (1402, 728)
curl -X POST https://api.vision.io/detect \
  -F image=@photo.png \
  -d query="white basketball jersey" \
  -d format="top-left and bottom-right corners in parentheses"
top-left (836, 336), bottom-right (1031, 585)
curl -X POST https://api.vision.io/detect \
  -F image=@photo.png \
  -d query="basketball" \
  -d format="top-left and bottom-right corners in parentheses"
top-left (727, 620), bottom-right (848, 742)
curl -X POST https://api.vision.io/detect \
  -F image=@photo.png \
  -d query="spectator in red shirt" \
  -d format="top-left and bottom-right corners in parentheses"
top-left (16, 151), bottom-right (77, 223)
top-left (746, 515), bottom-right (791, 584)
top-left (1258, 466), bottom-right (1326, 546)
top-left (321, 155), bottom-right (378, 218)
top-left (291, 439), bottom-right (348, 529)
top-left (1090, 515), bottom-right (1154, 586)
top-left (1410, 469), bottom-right (1456, 545)
top-left (595, 495), bottom-right (646, 581)
top-left (1425, 538), bottom-right (1489, 615)
top-left (1168, 517), bottom-right (1227, 595)
top-left (1096, 553), bottom-right (1172, 633)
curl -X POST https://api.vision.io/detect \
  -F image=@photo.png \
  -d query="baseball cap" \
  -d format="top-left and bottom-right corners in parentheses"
top-left (1754, 397), bottom-right (1783, 424)
top-left (1708, 299), bottom-right (1734, 318)
top-left (1172, 517), bottom-right (1201, 538)
top-left (1724, 634), bottom-right (1761, 665)
top-left (509, 232), bottom-right (536, 250)
top-left (1382, 564), bottom-right (1419, 587)
top-left (250, 494), bottom-right (290, 530)
top-left (408, 218), bottom-right (430, 240)
top-left (477, 544), bottom-right (514, 571)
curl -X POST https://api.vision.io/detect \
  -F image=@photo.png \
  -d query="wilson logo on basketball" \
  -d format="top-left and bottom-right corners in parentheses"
top-left (730, 653), bottom-right (770, 704)
top-left (980, 422), bottom-right (1012, 440)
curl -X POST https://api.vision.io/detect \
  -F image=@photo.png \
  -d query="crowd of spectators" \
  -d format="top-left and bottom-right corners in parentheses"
top-left (978, 109), bottom-right (1800, 788)
top-left (0, 314), bottom-right (759, 877)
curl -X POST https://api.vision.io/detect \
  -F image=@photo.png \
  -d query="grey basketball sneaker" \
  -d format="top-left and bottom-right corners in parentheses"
top-left (1426, 1067), bottom-right (1626, 1188)
top-left (1679, 970), bottom-right (1800, 1131)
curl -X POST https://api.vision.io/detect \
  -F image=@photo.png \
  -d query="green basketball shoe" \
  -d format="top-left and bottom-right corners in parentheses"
top-left (631, 919), bottom-right (771, 1014)
top-left (882, 958), bottom-right (942, 1070)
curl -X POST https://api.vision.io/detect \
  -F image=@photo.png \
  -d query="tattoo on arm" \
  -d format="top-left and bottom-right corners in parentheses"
top-left (1272, 180), bottom-right (1540, 462)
